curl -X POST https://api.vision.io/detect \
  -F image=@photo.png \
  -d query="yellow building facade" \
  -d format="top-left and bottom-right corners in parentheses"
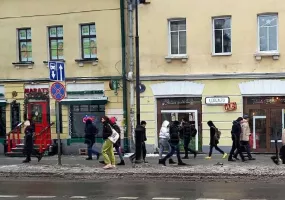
top-left (0, 0), bottom-right (127, 154)
top-left (136, 0), bottom-right (285, 153)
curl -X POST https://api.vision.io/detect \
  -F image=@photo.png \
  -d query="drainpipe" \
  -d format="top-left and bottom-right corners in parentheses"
top-left (120, 0), bottom-right (129, 152)
top-left (128, 0), bottom-right (136, 150)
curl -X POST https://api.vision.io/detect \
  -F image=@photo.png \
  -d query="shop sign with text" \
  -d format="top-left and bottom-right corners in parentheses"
top-left (205, 96), bottom-right (230, 105)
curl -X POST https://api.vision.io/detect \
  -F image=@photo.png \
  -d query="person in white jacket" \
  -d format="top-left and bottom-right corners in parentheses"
top-left (158, 120), bottom-right (176, 164)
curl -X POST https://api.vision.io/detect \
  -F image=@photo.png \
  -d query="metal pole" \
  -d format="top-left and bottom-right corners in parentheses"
top-left (135, 0), bottom-right (140, 126)
top-left (56, 101), bottom-right (61, 165)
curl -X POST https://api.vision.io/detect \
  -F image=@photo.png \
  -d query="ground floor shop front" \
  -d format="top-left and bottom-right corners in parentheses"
top-left (138, 79), bottom-right (285, 153)
top-left (0, 80), bottom-right (125, 155)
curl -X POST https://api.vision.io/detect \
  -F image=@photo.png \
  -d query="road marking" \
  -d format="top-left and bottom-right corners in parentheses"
top-left (196, 199), bottom-right (224, 200)
top-left (117, 198), bottom-right (139, 199)
top-left (0, 195), bottom-right (19, 198)
top-left (70, 197), bottom-right (87, 199)
top-left (152, 198), bottom-right (180, 200)
top-left (27, 196), bottom-right (56, 198)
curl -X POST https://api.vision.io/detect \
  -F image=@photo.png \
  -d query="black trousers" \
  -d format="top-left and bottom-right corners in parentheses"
top-left (25, 149), bottom-right (41, 161)
top-left (234, 141), bottom-right (252, 158)
top-left (209, 145), bottom-right (224, 157)
top-left (130, 141), bottom-right (147, 161)
top-left (183, 137), bottom-right (196, 157)
top-left (229, 138), bottom-right (244, 160)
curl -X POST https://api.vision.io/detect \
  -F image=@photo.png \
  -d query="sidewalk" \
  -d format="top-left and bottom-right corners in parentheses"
top-left (0, 154), bottom-right (284, 181)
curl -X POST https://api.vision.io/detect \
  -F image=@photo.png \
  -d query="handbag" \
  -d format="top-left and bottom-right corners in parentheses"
top-left (108, 124), bottom-right (120, 143)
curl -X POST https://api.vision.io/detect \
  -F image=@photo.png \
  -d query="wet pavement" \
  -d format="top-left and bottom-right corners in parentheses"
top-left (0, 179), bottom-right (283, 199)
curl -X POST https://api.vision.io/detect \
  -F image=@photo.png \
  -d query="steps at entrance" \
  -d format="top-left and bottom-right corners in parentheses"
top-left (5, 144), bottom-right (48, 157)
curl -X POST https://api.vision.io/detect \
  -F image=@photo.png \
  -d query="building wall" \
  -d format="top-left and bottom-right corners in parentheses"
top-left (0, 0), bottom-right (122, 79)
top-left (138, 0), bottom-right (285, 75)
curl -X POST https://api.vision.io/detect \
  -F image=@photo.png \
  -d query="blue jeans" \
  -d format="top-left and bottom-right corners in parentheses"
top-left (114, 146), bottom-right (124, 161)
top-left (163, 143), bottom-right (182, 163)
top-left (87, 143), bottom-right (99, 158)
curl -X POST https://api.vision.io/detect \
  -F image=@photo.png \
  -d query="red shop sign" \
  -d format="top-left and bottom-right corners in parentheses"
top-left (224, 102), bottom-right (237, 111)
top-left (25, 88), bottom-right (49, 93)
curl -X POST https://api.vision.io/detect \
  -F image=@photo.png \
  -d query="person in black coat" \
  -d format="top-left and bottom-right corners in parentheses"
top-left (181, 118), bottom-right (197, 159)
top-left (129, 121), bottom-right (148, 163)
top-left (205, 121), bottom-right (227, 159)
top-left (110, 117), bottom-right (125, 165)
top-left (84, 119), bottom-right (100, 160)
top-left (22, 120), bottom-right (42, 163)
top-left (228, 117), bottom-right (245, 162)
top-left (159, 121), bottom-right (186, 166)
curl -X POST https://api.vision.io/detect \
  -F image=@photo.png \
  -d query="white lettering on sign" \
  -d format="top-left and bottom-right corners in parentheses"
top-left (205, 97), bottom-right (229, 105)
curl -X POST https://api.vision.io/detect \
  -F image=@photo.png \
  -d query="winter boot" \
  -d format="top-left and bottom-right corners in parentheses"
top-left (169, 159), bottom-right (176, 164)
top-left (117, 160), bottom-right (125, 165)
top-left (159, 159), bottom-right (166, 166)
top-left (178, 161), bottom-right (187, 165)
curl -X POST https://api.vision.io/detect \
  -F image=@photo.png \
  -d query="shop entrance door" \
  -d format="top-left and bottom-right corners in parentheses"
top-left (252, 116), bottom-right (266, 150)
top-left (161, 110), bottom-right (198, 151)
top-left (27, 102), bottom-right (49, 144)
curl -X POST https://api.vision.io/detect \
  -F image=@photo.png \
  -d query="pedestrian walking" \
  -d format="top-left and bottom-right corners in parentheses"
top-left (101, 116), bottom-right (116, 169)
top-left (158, 120), bottom-right (176, 164)
top-left (110, 117), bottom-right (125, 165)
top-left (130, 121), bottom-right (148, 163)
top-left (22, 119), bottom-right (43, 163)
top-left (181, 118), bottom-right (197, 159)
top-left (205, 120), bottom-right (227, 159)
top-left (159, 121), bottom-right (186, 166)
top-left (238, 115), bottom-right (255, 160)
top-left (228, 117), bottom-right (245, 162)
top-left (84, 118), bottom-right (100, 160)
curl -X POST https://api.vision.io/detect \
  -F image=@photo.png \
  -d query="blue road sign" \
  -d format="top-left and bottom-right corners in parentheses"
top-left (50, 82), bottom-right (66, 101)
top-left (48, 61), bottom-right (65, 81)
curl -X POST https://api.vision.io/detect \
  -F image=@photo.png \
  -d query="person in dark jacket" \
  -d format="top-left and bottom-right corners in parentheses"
top-left (181, 118), bottom-right (197, 159)
top-left (22, 120), bottom-right (42, 163)
top-left (101, 116), bottom-right (116, 169)
top-left (159, 121), bottom-right (186, 166)
top-left (228, 117), bottom-right (245, 162)
top-left (84, 119), bottom-right (100, 160)
top-left (205, 121), bottom-right (227, 159)
top-left (110, 117), bottom-right (125, 165)
top-left (129, 121), bottom-right (148, 163)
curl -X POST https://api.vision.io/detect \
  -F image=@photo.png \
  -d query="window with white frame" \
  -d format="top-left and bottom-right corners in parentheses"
top-left (169, 19), bottom-right (186, 55)
top-left (258, 14), bottom-right (278, 52)
top-left (213, 17), bottom-right (231, 54)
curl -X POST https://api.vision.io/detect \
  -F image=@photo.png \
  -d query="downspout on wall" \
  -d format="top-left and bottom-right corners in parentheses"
top-left (128, 0), bottom-right (135, 150)
top-left (120, 0), bottom-right (129, 152)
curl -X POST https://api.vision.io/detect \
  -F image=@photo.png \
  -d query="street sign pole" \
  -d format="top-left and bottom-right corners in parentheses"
top-left (56, 101), bottom-right (61, 165)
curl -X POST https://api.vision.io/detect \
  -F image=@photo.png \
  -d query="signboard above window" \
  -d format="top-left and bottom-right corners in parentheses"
top-left (205, 96), bottom-right (230, 105)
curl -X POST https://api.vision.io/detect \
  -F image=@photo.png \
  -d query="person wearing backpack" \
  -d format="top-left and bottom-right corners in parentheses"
top-left (84, 118), bottom-right (100, 160)
top-left (159, 121), bottom-right (186, 166)
top-left (181, 118), bottom-right (197, 159)
top-left (205, 120), bottom-right (227, 159)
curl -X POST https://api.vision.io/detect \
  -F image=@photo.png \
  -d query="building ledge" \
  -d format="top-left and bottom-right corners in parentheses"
top-left (12, 61), bottom-right (34, 69)
top-left (43, 60), bottom-right (66, 65)
top-left (254, 52), bottom-right (280, 61)
top-left (75, 58), bottom-right (99, 67)
top-left (165, 55), bottom-right (188, 63)
top-left (212, 53), bottom-right (232, 57)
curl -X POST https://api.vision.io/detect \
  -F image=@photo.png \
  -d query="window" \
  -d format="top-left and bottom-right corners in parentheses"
top-left (213, 17), bottom-right (231, 54)
top-left (169, 19), bottom-right (186, 55)
top-left (48, 26), bottom-right (64, 60)
top-left (70, 105), bottom-right (105, 138)
top-left (18, 28), bottom-right (32, 62)
top-left (80, 23), bottom-right (97, 59)
top-left (0, 106), bottom-right (6, 137)
top-left (258, 14), bottom-right (278, 52)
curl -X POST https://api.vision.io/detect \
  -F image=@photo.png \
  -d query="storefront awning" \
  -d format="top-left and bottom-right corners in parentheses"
top-left (0, 100), bottom-right (6, 106)
top-left (60, 97), bottom-right (108, 105)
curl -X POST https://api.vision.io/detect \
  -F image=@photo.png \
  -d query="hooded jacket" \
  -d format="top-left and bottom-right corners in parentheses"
top-left (84, 119), bottom-right (98, 144)
top-left (231, 120), bottom-right (241, 140)
top-left (159, 120), bottom-right (170, 139)
top-left (169, 121), bottom-right (181, 145)
top-left (240, 119), bottom-right (251, 141)
top-left (109, 117), bottom-right (121, 147)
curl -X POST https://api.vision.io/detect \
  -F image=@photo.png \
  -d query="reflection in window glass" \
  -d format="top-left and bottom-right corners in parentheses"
top-left (169, 19), bottom-right (186, 55)
top-left (81, 23), bottom-right (97, 59)
top-left (18, 28), bottom-right (32, 62)
top-left (213, 17), bottom-right (231, 54)
top-left (48, 26), bottom-right (64, 60)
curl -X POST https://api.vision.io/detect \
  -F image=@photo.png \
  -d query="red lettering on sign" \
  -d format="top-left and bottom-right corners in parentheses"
top-left (224, 102), bottom-right (237, 111)
top-left (24, 88), bottom-right (49, 93)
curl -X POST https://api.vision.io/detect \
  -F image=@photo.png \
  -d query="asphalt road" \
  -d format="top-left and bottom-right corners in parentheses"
top-left (0, 179), bottom-right (283, 200)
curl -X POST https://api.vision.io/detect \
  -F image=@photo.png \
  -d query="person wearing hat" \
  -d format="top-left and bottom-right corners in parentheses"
top-left (238, 114), bottom-right (255, 160)
top-left (228, 117), bottom-right (245, 162)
